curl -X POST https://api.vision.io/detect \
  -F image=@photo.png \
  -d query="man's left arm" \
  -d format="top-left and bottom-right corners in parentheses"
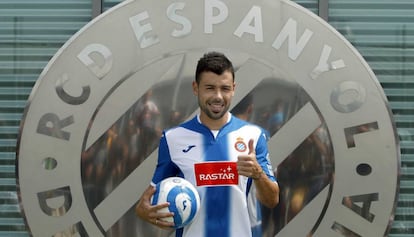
top-left (237, 138), bottom-right (279, 208)
top-left (251, 163), bottom-right (279, 208)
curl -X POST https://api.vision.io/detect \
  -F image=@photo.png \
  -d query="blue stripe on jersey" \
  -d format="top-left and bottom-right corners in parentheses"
top-left (204, 131), bottom-right (231, 237)
top-left (205, 186), bottom-right (230, 237)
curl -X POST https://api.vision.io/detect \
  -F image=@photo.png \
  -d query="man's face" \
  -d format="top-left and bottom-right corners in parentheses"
top-left (193, 70), bottom-right (235, 122)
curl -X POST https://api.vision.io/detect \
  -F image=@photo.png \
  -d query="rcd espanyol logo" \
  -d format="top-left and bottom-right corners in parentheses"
top-left (16, 0), bottom-right (399, 236)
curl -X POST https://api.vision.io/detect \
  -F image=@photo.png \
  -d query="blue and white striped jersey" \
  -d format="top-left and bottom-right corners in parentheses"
top-left (151, 113), bottom-right (276, 237)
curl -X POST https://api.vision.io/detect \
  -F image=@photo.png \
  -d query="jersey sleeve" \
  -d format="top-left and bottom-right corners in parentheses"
top-left (151, 131), bottom-right (179, 186)
top-left (255, 128), bottom-right (277, 182)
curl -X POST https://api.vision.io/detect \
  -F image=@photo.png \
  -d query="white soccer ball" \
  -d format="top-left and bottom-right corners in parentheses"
top-left (151, 177), bottom-right (201, 229)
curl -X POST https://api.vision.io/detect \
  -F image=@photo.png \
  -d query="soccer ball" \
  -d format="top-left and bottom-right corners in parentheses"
top-left (151, 177), bottom-right (201, 229)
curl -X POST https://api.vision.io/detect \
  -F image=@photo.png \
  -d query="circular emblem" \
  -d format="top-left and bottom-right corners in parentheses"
top-left (234, 139), bottom-right (247, 152)
top-left (16, 0), bottom-right (399, 236)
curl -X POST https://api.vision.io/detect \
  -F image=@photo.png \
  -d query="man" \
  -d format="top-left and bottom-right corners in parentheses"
top-left (135, 51), bottom-right (279, 237)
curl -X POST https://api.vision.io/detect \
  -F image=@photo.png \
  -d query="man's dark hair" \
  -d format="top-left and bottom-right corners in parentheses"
top-left (195, 51), bottom-right (235, 84)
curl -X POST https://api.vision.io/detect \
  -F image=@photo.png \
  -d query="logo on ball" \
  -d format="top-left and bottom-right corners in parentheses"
top-left (151, 177), bottom-right (201, 229)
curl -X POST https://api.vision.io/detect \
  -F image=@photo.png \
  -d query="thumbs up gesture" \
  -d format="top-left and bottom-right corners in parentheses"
top-left (237, 139), bottom-right (264, 180)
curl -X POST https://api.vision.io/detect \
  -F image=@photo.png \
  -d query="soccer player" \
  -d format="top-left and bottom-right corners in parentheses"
top-left (135, 51), bottom-right (279, 237)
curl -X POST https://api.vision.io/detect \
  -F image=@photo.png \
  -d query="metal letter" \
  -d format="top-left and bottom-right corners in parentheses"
top-left (272, 18), bottom-right (313, 61)
top-left (342, 193), bottom-right (379, 222)
top-left (77, 43), bottom-right (113, 79)
top-left (37, 186), bottom-right (72, 216)
top-left (37, 113), bottom-right (74, 141)
top-left (129, 11), bottom-right (160, 48)
top-left (204, 0), bottom-right (228, 33)
top-left (56, 74), bottom-right (90, 105)
top-left (234, 6), bottom-right (263, 42)
top-left (167, 2), bottom-right (192, 38)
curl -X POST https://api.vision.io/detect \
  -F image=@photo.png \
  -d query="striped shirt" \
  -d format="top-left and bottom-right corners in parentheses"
top-left (151, 113), bottom-right (276, 237)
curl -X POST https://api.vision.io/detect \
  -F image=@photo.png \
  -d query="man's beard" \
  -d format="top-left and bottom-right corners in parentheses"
top-left (199, 99), bottom-right (229, 120)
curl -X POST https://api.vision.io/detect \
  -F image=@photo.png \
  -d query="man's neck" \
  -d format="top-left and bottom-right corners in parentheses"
top-left (199, 112), bottom-right (230, 130)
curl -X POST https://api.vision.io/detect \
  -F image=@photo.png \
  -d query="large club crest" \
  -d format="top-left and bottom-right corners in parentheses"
top-left (16, 0), bottom-right (399, 236)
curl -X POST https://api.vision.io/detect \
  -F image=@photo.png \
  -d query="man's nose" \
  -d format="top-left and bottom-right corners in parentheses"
top-left (213, 89), bottom-right (223, 99)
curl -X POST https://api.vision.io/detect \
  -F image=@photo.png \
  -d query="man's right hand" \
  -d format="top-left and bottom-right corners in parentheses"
top-left (135, 185), bottom-right (175, 229)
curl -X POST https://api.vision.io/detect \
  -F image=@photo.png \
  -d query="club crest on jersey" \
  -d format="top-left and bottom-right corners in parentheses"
top-left (234, 137), bottom-right (247, 152)
top-left (194, 162), bottom-right (238, 186)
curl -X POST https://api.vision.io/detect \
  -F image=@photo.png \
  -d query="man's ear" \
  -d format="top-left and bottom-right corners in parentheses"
top-left (192, 81), bottom-right (198, 96)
